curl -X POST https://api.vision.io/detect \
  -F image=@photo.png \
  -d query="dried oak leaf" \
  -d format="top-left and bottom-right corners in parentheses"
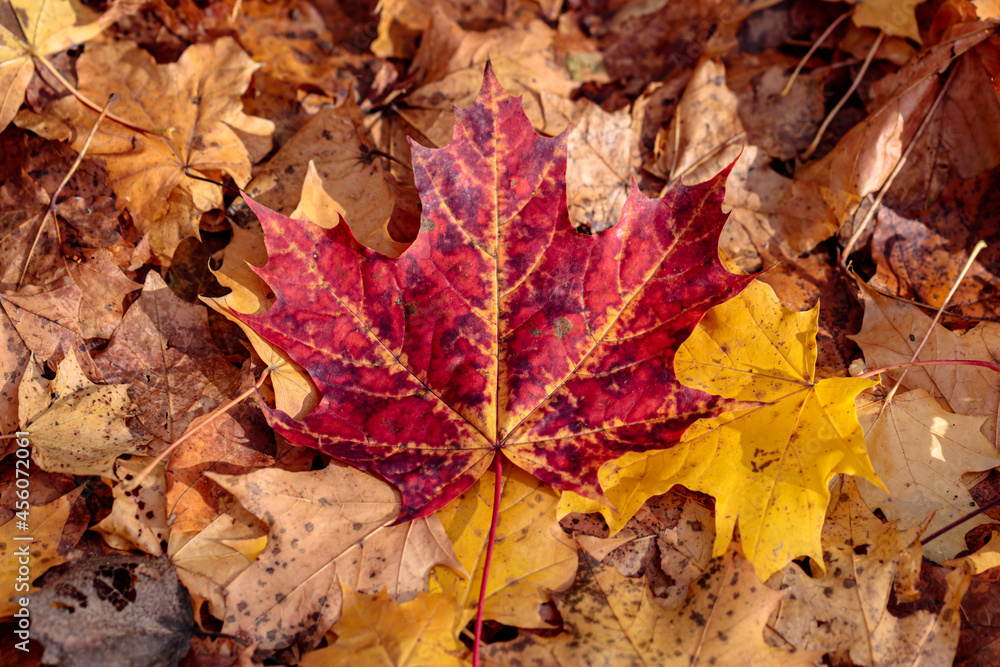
top-left (208, 464), bottom-right (462, 653)
top-left (559, 278), bottom-right (881, 580)
top-left (300, 584), bottom-right (467, 667)
top-left (0, 0), bottom-right (111, 132)
top-left (769, 477), bottom-right (969, 666)
top-left (428, 465), bottom-right (576, 629)
top-left (15, 37), bottom-right (274, 262)
top-left (856, 388), bottom-right (1000, 562)
top-left (481, 544), bottom-right (820, 667)
top-left (236, 64), bottom-right (754, 522)
top-left (96, 272), bottom-right (243, 453)
top-left (18, 354), bottom-right (145, 478)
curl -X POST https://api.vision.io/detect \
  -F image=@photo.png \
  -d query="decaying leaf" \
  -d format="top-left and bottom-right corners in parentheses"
top-left (769, 477), bottom-right (935, 665)
top-left (96, 272), bottom-right (243, 452)
top-left (0, 487), bottom-right (83, 615)
top-left (18, 354), bottom-right (144, 477)
top-left (92, 457), bottom-right (169, 556)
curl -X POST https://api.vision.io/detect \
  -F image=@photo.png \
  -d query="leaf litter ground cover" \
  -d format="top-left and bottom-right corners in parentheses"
top-left (4, 1), bottom-right (1000, 665)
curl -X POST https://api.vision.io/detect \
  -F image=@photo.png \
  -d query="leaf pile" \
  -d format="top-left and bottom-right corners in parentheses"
top-left (2, 1), bottom-right (1000, 665)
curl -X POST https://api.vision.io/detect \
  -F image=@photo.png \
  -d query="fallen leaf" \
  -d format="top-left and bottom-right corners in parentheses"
top-left (236, 64), bottom-right (754, 522)
top-left (429, 465), bottom-right (576, 629)
top-left (837, 0), bottom-right (923, 42)
top-left (28, 552), bottom-right (194, 667)
top-left (769, 476), bottom-right (938, 665)
top-left (482, 544), bottom-right (820, 666)
top-left (15, 37), bottom-right (275, 262)
top-left (168, 507), bottom-right (269, 624)
top-left (850, 279), bottom-right (1000, 446)
top-left (0, 487), bottom-right (84, 616)
top-left (856, 388), bottom-right (1000, 561)
top-left (241, 98), bottom-right (409, 258)
top-left (559, 278), bottom-right (881, 580)
top-left (945, 533), bottom-right (1000, 574)
top-left (398, 12), bottom-right (578, 150)
top-left (92, 457), bottom-right (169, 556)
top-left (209, 463), bottom-right (462, 653)
top-left (0, 0), bottom-right (111, 132)
top-left (18, 354), bottom-right (145, 477)
top-left (95, 272), bottom-right (244, 452)
top-left (300, 584), bottom-right (467, 667)
top-left (798, 22), bottom-right (993, 203)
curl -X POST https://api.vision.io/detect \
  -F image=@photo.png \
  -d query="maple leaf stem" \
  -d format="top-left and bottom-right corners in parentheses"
top-left (801, 30), bottom-right (884, 161)
top-left (921, 494), bottom-right (1000, 546)
top-left (123, 367), bottom-right (272, 492)
top-left (857, 358), bottom-right (1000, 379)
top-left (472, 453), bottom-right (503, 667)
top-left (780, 10), bottom-right (851, 97)
top-left (33, 54), bottom-right (170, 136)
top-left (17, 93), bottom-right (117, 290)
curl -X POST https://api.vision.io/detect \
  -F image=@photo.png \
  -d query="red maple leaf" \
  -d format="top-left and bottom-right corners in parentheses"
top-left (238, 65), bottom-right (753, 522)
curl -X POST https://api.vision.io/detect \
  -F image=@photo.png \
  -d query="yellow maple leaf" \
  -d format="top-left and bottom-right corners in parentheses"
top-left (15, 37), bottom-right (274, 263)
top-left (300, 583), bottom-right (468, 667)
top-left (0, 0), bottom-right (111, 132)
top-left (559, 279), bottom-right (883, 580)
top-left (430, 465), bottom-right (577, 629)
top-left (482, 543), bottom-right (821, 666)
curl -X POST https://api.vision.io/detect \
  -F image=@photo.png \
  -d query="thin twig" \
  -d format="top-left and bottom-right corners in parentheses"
top-left (34, 55), bottom-right (168, 135)
top-left (781, 11), bottom-right (851, 97)
top-left (17, 94), bottom-right (117, 289)
top-left (801, 31), bottom-right (884, 161)
top-left (921, 495), bottom-right (1000, 546)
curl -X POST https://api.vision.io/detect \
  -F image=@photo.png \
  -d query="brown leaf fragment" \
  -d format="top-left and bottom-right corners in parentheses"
top-left (18, 355), bottom-right (146, 478)
top-left (96, 272), bottom-right (243, 452)
top-left (483, 544), bottom-right (819, 666)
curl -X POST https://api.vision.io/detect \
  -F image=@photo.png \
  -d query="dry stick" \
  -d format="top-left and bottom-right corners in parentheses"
top-left (780, 10), bottom-right (851, 97)
top-left (668, 104), bottom-right (682, 184)
top-left (800, 30), bottom-right (884, 161)
top-left (34, 55), bottom-right (168, 136)
top-left (921, 497), bottom-right (1000, 546)
top-left (472, 454), bottom-right (504, 667)
top-left (16, 94), bottom-right (118, 290)
top-left (124, 367), bottom-right (273, 492)
top-left (880, 240), bottom-right (987, 409)
top-left (840, 70), bottom-right (957, 269)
